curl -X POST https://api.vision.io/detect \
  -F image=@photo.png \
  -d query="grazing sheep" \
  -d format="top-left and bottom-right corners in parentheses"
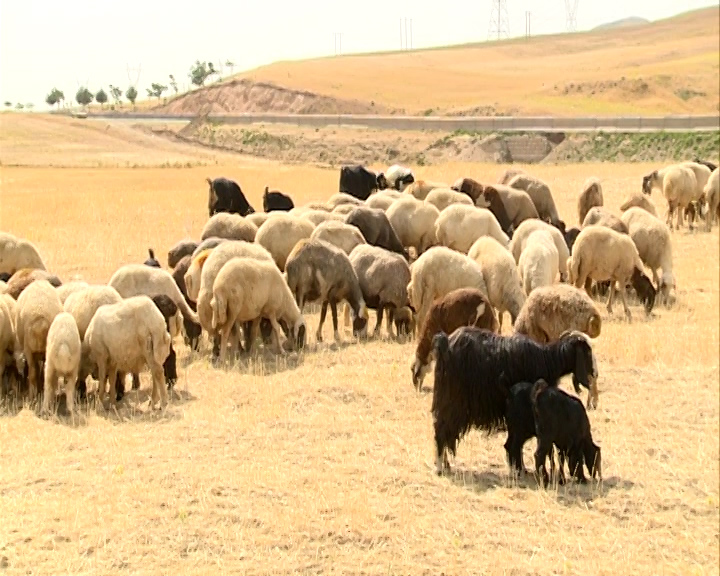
top-left (64, 285), bottom-right (124, 342)
top-left (5, 269), bottom-right (62, 300)
top-left (479, 185), bottom-right (538, 229)
top-left (191, 237), bottom-right (227, 259)
top-left (435, 204), bottom-right (510, 253)
top-left (170, 255), bottom-right (202, 350)
top-left (310, 220), bottom-right (366, 255)
top-left (150, 295), bottom-right (179, 389)
top-left (365, 189), bottom-right (403, 211)
top-left (642, 164), bottom-right (700, 230)
top-left (577, 177), bottom-right (604, 225)
top-left (285, 238), bottom-right (368, 343)
top-left (406, 246), bottom-right (489, 331)
top-left (348, 244), bottom-right (411, 338)
top-left (263, 187), bottom-right (295, 212)
top-left (14, 279), bottom-right (63, 402)
top-left (168, 239), bottom-right (199, 269)
top-left (507, 173), bottom-right (564, 231)
top-left (582, 206), bottom-right (628, 234)
top-left (405, 180), bottom-right (449, 201)
top-left (207, 176), bottom-right (255, 217)
top-left (693, 158), bottom-right (717, 172)
top-left (144, 248), bottom-right (161, 268)
top-left (513, 283), bottom-right (602, 347)
top-left (210, 257), bottom-right (307, 362)
top-left (0, 295), bottom-right (17, 398)
top-left (410, 287), bottom-right (499, 390)
top-left (299, 209), bottom-right (345, 227)
top-left (531, 379), bottom-right (601, 487)
top-left (517, 229), bottom-right (559, 296)
top-left (508, 219), bottom-right (570, 281)
top-left (467, 236), bottom-right (526, 328)
top-left (55, 281), bottom-right (90, 304)
top-left (385, 164), bottom-right (415, 191)
top-left (0, 232), bottom-right (47, 275)
top-left (327, 192), bottom-right (363, 210)
top-left (254, 213), bottom-right (315, 271)
top-left (424, 188), bottom-right (474, 212)
top-left (620, 207), bottom-right (677, 307)
top-left (563, 227), bottom-right (582, 254)
top-left (345, 206), bottom-right (409, 260)
top-left (431, 327), bottom-right (598, 474)
top-left (470, 186), bottom-right (514, 237)
top-left (702, 168), bottom-right (719, 231)
top-left (84, 295), bottom-right (171, 409)
top-left (619, 192), bottom-right (658, 218)
top-left (108, 264), bottom-right (200, 327)
top-left (245, 211), bottom-right (275, 228)
top-left (41, 312), bottom-right (81, 416)
top-left (450, 177), bottom-right (485, 203)
top-left (568, 226), bottom-right (656, 321)
top-left (497, 168), bottom-right (525, 185)
top-left (200, 213), bottom-right (258, 242)
top-left (385, 196), bottom-right (441, 257)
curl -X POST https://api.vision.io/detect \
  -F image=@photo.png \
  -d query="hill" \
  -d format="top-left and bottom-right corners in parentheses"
top-left (148, 6), bottom-right (719, 118)
top-left (592, 16), bottom-right (650, 31)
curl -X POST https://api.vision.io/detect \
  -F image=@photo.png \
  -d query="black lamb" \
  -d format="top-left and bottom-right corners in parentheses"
top-left (430, 327), bottom-right (598, 475)
top-left (263, 187), bottom-right (295, 212)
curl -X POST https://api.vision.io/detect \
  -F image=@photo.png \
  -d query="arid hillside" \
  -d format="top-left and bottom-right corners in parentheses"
top-left (145, 6), bottom-right (719, 117)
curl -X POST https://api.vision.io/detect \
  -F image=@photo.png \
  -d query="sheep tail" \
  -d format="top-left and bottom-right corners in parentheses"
top-left (530, 378), bottom-right (549, 406)
top-left (148, 248), bottom-right (155, 260)
top-left (210, 292), bottom-right (227, 331)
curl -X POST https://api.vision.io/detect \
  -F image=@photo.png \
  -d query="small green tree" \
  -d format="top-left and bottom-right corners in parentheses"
top-left (45, 88), bottom-right (65, 109)
top-left (25, 103), bottom-right (34, 110)
top-left (168, 75), bottom-right (178, 94)
top-left (109, 85), bottom-right (123, 106)
top-left (146, 83), bottom-right (167, 100)
top-left (76, 86), bottom-right (93, 107)
top-left (95, 88), bottom-right (108, 108)
top-left (126, 86), bottom-right (138, 108)
top-left (3, 101), bottom-right (11, 108)
top-left (189, 61), bottom-right (217, 87)
top-left (15, 103), bottom-right (24, 110)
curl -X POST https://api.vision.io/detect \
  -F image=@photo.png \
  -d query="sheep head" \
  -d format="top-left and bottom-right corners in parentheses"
top-left (292, 318), bottom-right (306, 351)
top-left (630, 267), bottom-right (656, 316)
top-left (352, 301), bottom-right (368, 337)
top-left (559, 330), bottom-right (598, 408)
top-left (641, 172), bottom-right (656, 195)
top-left (658, 270), bottom-right (677, 308)
top-left (410, 354), bottom-right (431, 391)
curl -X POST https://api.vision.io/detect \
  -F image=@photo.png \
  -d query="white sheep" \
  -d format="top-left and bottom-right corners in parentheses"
top-left (55, 281), bottom-right (90, 304)
top-left (508, 219), bottom-right (570, 280)
top-left (84, 295), bottom-right (171, 409)
top-left (517, 229), bottom-right (560, 296)
top-left (620, 207), bottom-right (676, 307)
top-left (384, 165), bottom-right (415, 191)
top-left (702, 168), bottom-right (719, 231)
top-left (642, 163), bottom-right (700, 230)
top-left (327, 193), bottom-right (363, 210)
top-left (0, 232), bottom-right (47, 275)
top-left (407, 246), bottom-right (489, 331)
top-left (14, 279), bottom-right (63, 402)
top-left (424, 188), bottom-right (474, 212)
top-left (245, 212), bottom-right (275, 229)
top-left (210, 257), bottom-right (306, 363)
top-left (385, 196), bottom-right (440, 257)
top-left (467, 236), bottom-right (526, 328)
top-left (200, 213), bottom-right (258, 242)
top-left (365, 189), bottom-right (403, 211)
top-left (568, 226), bottom-right (656, 321)
top-left (299, 210), bottom-right (345, 227)
top-left (405, 180), bottom-right (449, 200)
top-left (42, 312), bottom-right (82, 417)
top-left (64, 285), bottom-right (124, 340)
top-left (310, 220), bottom-right (367, 255)
top-left (507, 173), bottom-right (563, 227)
top-left (108, 264), bottom-right (200, 326)
top-left (255, 213), bottom-right (315, 271)
top-left (435, 204), bottom-right (510, 253)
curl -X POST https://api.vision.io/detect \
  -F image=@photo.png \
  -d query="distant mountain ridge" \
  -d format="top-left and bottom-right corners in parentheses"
top-left (592, 16), bottom-right (650, 31)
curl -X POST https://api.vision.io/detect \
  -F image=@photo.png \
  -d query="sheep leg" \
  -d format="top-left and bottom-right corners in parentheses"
top-left (218, 322), bottom-right (234, 366)
top-left (65, 367), bottom-right (78, 421)
top-left (107, 366), bottom-right (119, 409)
top-left (386, 308), bottom-right (394, 338)
top-left (330, 301), bottom-right (341, 342)
top-left (268, 316), bottom-right (287, 355)
top-left (606, 282), bottom-right (616, 315)
top-left (374, 306), bottom-right (384, 337)
top-left (96, 362), bottom-right (107, 407)
top-left (41, 367), bottom-right (55, 416)
top-left (150, 362), bottom-right (168, 409)
top-left (131, 372), bottom-right (140, 390)
top-left (618, 284), bottom-right (633, 322)
top-left (26, 350), bottom-right (39, 405)
top-left (556, 448), bottom-right (567, 486)
top-left (534, 438), bottom-right (552, 488)
top-left (317, 301), bottom-right (328, 342)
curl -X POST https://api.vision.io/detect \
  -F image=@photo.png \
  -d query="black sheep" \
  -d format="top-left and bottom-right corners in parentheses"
top-left (144, 248), bottom-right (161, 268)
top-left (263, 187), bottom-right (295, 212)
top-left (531, 379), bottom-right (602, 487)
top-left (430, 327), bottom-right (598, 475)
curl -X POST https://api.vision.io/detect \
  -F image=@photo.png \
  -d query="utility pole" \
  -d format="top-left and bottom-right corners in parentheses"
top-left (525, 11), bottom-right (531, 39)
top-left (334, 32), bottom-right (343, 55)
top-left (487, 0), bottom-right (510, 41)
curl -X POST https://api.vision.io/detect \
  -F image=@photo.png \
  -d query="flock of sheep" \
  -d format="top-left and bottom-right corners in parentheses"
top-left (0, 156), bottom-right (717, 485)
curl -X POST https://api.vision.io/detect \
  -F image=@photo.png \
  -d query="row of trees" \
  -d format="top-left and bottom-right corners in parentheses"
top-left (42, 60), bottom-right (235, 110)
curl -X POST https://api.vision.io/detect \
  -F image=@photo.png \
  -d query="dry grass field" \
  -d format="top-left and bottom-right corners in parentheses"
top-left (236, 7), bottom-right (719, 117)
top-left (0, 115), bottom-right (718, 575)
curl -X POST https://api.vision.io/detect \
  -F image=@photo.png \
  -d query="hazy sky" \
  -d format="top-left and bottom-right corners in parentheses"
top-left (0, 1), bottom-right (715, 109)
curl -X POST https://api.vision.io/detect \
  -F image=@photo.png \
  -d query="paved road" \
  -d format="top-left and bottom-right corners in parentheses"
top-left (87, 111), bottom-right (720, 133)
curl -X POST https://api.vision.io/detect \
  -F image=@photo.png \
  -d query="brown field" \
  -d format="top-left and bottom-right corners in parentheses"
top-left (235, 7), bottom-right (720, 117)
top-left (0, 115), bottom-right (718, 575)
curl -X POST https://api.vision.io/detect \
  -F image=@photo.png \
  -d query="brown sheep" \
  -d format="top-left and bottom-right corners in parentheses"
top-left (5, 269), bottom-right (62, 300)
top-left (410, 287), bottom-right (499, 390)
top-left (451, 177), bottom-right (485, 203)
top-left (577, 177), bottom-right (604, 225)
top-left (497, 168), bottom-right (526, 185)
top-left (480, 185), bottom-right (538, 230)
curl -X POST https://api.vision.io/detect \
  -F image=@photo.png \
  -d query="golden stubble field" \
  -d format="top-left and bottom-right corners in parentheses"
top-left (0, 115), bottom-right (718, 575)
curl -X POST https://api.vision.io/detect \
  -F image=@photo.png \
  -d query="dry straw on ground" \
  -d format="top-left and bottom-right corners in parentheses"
top-left (0, 115), bottom-right (718, 575)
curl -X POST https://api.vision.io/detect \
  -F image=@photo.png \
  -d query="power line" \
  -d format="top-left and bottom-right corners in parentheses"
top-left (565, 0), bottom-right (579, 32)
top-left (488, 0), bottom-right (510, 41)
